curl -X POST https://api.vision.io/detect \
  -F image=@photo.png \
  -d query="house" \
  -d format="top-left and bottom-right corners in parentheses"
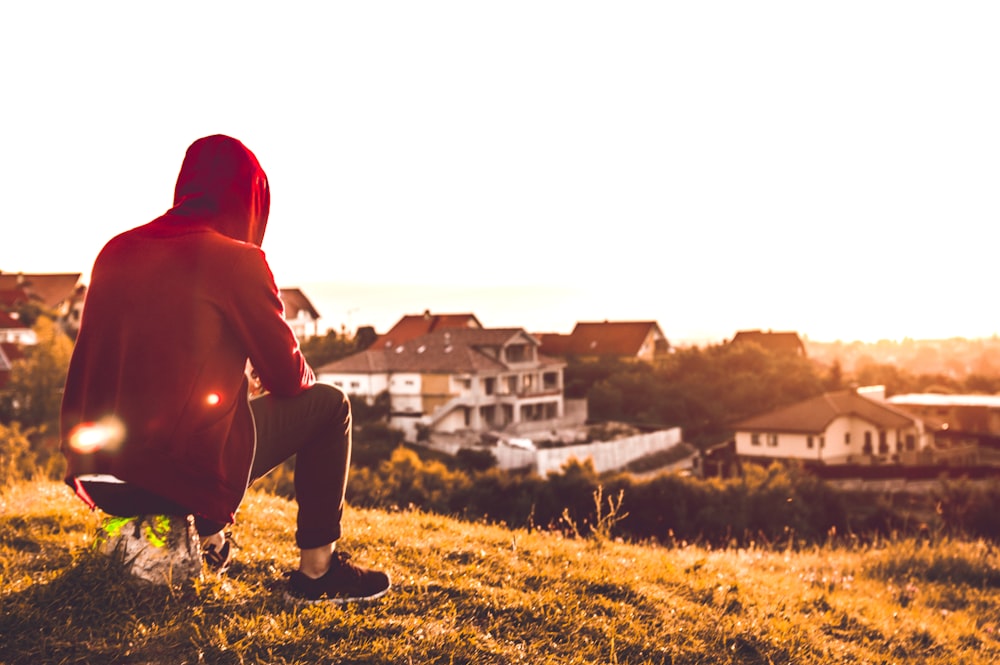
top-left (317, 326), bottom-right (567, 442)
top-left (0, 310), bottom-right (36, 345)
top-left (0, 342), bottom-right (25, 388)
top-left (368, 311), bottom-right (482, 350)
top-left (537, 320), bottom-right (670, 363)
top-left (278, 287), bottom-right (321, 340)
top-left (732, 388), bottom-right (932, 465)
top-left (0, 272), bottom-right (85, 334)
top-left (730, 329), bottom-right (806, 357)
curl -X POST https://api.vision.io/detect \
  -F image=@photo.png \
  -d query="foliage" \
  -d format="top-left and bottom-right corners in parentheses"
top-left (298, 328), bottom-right (360, 370)
top-left (0, 317), bottom-right (73, 431)
top-left (0, 421), bottom-right (35, 485)
top-left (570, 342), bottom-right (826, 446)
top-left (347, 446), bottom-right (472, 514)
top-left (0, 317), bottom-right (73, 480)
top-left (3, 479), bottom-right (1000, 665)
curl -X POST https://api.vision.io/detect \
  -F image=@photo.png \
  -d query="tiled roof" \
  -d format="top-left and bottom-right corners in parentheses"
top-left (732, 390), bottom-right (917, 433)
top-left (730, 329), bottom-right (805, 355)
top-left (538, 321), bottom-right (666, 357)
top-left (369, 311), bottom-right (482, 350)
top-left (319, 327), bottom-right (561, 375)
top-left (278, 287), bottom-right (320, 319)
top-left (0, 273), bottom-right (82, 310)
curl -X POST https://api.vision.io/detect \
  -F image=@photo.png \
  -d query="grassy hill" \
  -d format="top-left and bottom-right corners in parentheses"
top-left (2, 480), bottom-right (1000, 664)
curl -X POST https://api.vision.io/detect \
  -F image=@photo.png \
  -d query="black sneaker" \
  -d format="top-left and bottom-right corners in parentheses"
top-left (286, 551), bottom-right (390, 604)
top-left (202, 540), bottom-right (232, 574)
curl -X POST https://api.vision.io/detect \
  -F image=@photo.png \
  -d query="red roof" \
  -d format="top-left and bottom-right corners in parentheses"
top-left (278, 287), bottom-right (320, 319)
top-left (369, 311), bottom-right (482, 350)
top-left (538, 321), bottom-right (667, 359)
top-left (0, 273), bottom-right (82, 310)
top-left (730, 330), bottom-right (805, 356)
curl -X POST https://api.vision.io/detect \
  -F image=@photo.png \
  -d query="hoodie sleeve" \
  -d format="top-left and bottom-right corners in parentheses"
top-left (227, 246), bottom-right (314, 397)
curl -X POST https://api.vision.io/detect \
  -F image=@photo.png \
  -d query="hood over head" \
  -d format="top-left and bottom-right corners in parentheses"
top-left (170, 135), bottom-right (270, 246)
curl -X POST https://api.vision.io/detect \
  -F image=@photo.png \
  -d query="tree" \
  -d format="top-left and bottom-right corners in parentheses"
top-left (299, 328), bottom-right (359, 369)
top-left (0, 316), bottom-right (73, 431)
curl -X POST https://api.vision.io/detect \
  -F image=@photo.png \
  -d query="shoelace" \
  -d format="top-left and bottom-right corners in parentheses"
top-left (331, 551), bottom-right (361, 576)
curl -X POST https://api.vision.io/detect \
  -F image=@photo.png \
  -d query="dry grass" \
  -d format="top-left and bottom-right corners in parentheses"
top-left (2, 480), bottom-right (999, 664)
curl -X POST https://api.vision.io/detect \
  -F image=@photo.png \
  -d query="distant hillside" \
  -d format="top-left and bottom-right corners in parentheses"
top-left (2, 481), bottom-right (999, 664)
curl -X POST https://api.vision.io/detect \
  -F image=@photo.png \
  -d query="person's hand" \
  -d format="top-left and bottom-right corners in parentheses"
top-left (246, 361), bottom-right (266, 397)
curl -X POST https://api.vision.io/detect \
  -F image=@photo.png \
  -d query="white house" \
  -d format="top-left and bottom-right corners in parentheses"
top-left (0, 310), bottom-right (36, 345)
top-left (317, 327), bottom-right (567, 442)
top-left (732, 388), bottom-right (932, 465)
top-left (278, 288), bottom-right (321, 340)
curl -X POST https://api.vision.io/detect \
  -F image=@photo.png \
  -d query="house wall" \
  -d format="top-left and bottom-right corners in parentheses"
top-left (317, 372), bottom-right (389, 402)
top-left (736, 415), bottom-right (923, 465)
top-left (483, 428), bottom-right (684, 474)
top-left (0, 328), bottom-right (36, 345)
top-left (736, 430), bottom-right (825, 461)
top-left (637, 330), bottom-right (659, 363)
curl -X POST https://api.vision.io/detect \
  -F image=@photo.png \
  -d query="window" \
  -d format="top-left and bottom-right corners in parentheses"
top-left (349, 381), bottom-right (360, 390)
top-left (845, 432), bottom-right (851, 445)
top-left (480, 404), bottom-right (496, 426)
top-left (504, 344), bottom-right (527, 363)
top-left (751, 433), bottom-right (761, 446)
top-left (863, 431), bottom-right (873, 455)
top-left (878, 430), bottom-right (888, 455)
top-left (543, 372), bottom-right (559, 390)
top-left (820, 436), bottom-right (825, 449)
top-left (767, 433), bottom-right (778, 447)
top-left (484, 377), bottom-right (496, 395)
top-left (807, 436), bottom-right (814, 449)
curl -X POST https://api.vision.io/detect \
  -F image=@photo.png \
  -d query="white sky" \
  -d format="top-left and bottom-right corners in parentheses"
top-left (2, 2), bottom-right (999, 344)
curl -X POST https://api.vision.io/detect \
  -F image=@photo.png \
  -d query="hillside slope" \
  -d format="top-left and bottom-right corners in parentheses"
top-left (2, 481), bottom-right (999, 664)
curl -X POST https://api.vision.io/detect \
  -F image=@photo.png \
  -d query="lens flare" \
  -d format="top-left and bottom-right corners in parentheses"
top-left (206, 392), bottom-right (221, 406)
top-left (68, 417), bottom-right (126, 454)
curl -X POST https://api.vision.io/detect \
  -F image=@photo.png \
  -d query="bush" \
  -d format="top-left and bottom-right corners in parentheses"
top-left (0, 422), bottom-right (35, 485)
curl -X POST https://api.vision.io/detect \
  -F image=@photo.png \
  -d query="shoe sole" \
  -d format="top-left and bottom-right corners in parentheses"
top-left (283, 583), bottom-right (391, 606)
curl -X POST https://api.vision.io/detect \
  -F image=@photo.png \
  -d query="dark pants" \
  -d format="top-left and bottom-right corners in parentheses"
top-left (81, 383), bottom-right (352, 550)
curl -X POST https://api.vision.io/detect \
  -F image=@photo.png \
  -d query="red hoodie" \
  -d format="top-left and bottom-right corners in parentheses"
top-left (61, 135), bottom-right (314, 524)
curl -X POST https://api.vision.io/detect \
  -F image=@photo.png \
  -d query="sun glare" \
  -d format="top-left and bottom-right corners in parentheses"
top-left (68, 417), bottom-right (126, 454)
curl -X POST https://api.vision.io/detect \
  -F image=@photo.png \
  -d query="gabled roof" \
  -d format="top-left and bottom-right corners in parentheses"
top-left (732, 390), bottom-right (917, 434)
top-left (369, 311), bottom-right (482, 350)
top-left (730, 329), bottom-right (805, 356)
top-left (538, 321), bottom-right (667, 358)
top-left (0, 273), bottom-right (82, 310)
top-left (278, 287), bottom-right (320, 319)
top-left (319, 327), bottom-right (561, 375)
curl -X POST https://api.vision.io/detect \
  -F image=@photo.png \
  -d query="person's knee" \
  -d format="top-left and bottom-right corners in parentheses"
top-left (310, 382), bottom-right (351, 421)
